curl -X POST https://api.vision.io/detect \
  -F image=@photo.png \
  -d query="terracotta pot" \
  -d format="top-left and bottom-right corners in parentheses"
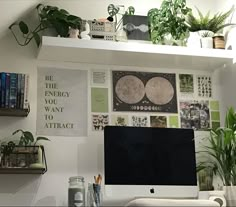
top-left (68, 28), bottom-right (79, 38)
top-left (213, 35), bottom-right (225, 49)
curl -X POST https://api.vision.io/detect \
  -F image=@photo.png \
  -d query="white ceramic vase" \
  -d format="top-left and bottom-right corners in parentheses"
top-left (201, 37), bottom-right (213, 48)
top-left (224, 186), bottom-right (236, 207)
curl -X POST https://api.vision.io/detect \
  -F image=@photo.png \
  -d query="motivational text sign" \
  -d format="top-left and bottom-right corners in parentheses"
top-left (37, 67), bottom-right (88, 136)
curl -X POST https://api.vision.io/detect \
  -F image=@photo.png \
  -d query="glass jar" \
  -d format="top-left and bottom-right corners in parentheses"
top-left (68, 176), bottom-right (85, 207)
top-left (87, 183), bottom-right (102, 207)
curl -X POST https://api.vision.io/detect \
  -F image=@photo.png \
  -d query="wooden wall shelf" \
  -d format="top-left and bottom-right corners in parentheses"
top-left (0, 167), bottom-right (46, 174)
top-left (0, 108), bottom-right (29, 117)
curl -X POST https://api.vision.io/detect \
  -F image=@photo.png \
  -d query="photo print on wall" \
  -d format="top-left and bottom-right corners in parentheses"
top-left (180, 100), bottom-right (210, 130)
top-left (131, 115), bottom-right (148, 127)
top-left (111, 114), bottom-right (129, 126)
top-left (179, 74), bottom-right (194, 93)
top-left (197, 75), bottom-right (212, 98)
top-left (150, 116), bottom-right (167, 128)
top-left (112, 71), bottom-right (177, 113)
top-left (92, 114), bottom-right (109, 131)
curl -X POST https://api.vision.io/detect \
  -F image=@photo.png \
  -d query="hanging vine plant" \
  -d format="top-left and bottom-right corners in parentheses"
top-left (9, 4), bottom-right (82, 47)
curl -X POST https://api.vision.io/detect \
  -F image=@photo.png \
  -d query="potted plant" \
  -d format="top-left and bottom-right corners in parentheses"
top-left (107, 4), bottom-right (135, 41)
top-left (12, 129), bottom-right (50, 168)
top-left (9, 4), bottom-right (82, 47)
top-left (0, 129), bottom-right (50, 169)
top-left (197, 107), bottom-right (236, 206)
top-left (186, 6), bottom-right (235, 48)
top-left (200, 31), bottom-right (214, 48)
top-left (147, 0), bottom-right (191, 45)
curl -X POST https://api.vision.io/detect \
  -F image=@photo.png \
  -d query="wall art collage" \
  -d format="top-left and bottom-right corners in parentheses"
top-left (90, 70), bottom-right (219, 132)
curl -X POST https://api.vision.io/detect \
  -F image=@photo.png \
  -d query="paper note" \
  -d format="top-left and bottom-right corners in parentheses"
top-left (91, 88), bottom-right (108, 113)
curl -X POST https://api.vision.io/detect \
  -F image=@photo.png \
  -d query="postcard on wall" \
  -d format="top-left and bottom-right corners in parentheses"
top-left (112, 71), bottom-right (177, 113)
top-left (197, 75), bottom-right (212, 98)
top-left (91, 88), bottom-right (108, 113)
top-left (179, 74), bottom-right (194, 93)
top-left (37, 67), bottom-right (88, 136)
top-left (111, 114), bottom-right (129, 126)
top-left (210, 100), bottom-right (219, 111)
top-left (180, 100), bottom-right (210, 130)
top-left (131, 115), bottom-right (148, 127)
top-left (169, 115), bottom-right (179, 128)
top-left (91, 69), bottom-right (108, 86)
top-left (92, 114), bottom-right (109, 131)
top-left (150, 116), bottom-right (167, 128)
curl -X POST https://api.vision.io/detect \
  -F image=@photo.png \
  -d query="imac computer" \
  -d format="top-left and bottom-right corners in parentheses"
top-left (104, 126), bottom-right (198, 199)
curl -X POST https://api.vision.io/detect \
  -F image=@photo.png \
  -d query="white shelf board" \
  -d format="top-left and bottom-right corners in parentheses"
top-left (38, 36), bottom-right (234, 71)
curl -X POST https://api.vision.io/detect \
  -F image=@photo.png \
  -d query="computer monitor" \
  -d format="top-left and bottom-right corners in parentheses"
top-left (104, 126), bottom-right (198, 199)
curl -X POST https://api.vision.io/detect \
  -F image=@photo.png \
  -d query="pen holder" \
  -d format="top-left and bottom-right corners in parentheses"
top-left (87, 183), bottom-right (102, 207)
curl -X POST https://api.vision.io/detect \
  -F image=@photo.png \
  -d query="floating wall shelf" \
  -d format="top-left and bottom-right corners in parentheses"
top-left (38, 36), bottom-right (235, 71)
top-left (0, 108), bottom-right (29, 117)
top-left (0, 167), bottom-right (46, 174)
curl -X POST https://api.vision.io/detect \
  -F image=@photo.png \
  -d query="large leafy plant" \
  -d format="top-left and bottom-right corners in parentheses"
top-left (186, 6), bottom-right (235, 33)
top-left (198, 107), bottom-right (236, 186)
top-left (148, 0), bottom-right (191, 44)
top-left (9, 4), bottom-right (82, 47)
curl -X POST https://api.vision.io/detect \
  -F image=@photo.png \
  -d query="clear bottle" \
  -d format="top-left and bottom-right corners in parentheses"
top-left (68, 176), bottom-right (85, 207)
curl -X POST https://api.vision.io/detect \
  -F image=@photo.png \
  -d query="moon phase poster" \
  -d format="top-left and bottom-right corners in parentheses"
top-left (112, 71), bottom-right (177, 113)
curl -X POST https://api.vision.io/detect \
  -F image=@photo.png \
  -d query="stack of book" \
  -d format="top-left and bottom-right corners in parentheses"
top-left (0, 72), bottom-right (29, 110)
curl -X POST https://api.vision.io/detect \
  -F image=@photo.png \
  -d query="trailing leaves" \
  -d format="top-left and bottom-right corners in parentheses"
top-left (9, 3), bottom-right (82, 47)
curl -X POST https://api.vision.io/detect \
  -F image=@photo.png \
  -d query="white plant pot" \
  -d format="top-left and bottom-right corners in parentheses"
top-left (224, 186), bottom-right (236, 207)
top-left (68, 28), bottom-right (79, 38)
top-left (201, 37), bottom-right (213, 48)
top-left (187, 32), bottom-right (201, 48)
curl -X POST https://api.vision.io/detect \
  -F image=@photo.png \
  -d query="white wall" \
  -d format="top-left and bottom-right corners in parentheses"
top-left (0, 0), bottom-right (231, 206)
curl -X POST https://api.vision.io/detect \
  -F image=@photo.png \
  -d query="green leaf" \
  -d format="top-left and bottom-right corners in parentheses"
top-left (36, 4), bottom-right (43, 10)
top-left (54, 21), bottom-right (69, 37)
top-left (36, 137), bottom-right (50, 142)
top-left (19, 21), bottom-right (29, 34)
top-left (67, 15), bottom-right (81, 21)
top-left (33, 32), bottom-right (41, 47)
top-left (23, 131), bottom-right (34, 143)
top-left (127, 6), bottom-right (135, 15)
top-left (12, 129), bottom-right (23, 135)
top-left (59, 9), bottom-right (69, 15)
top-left (107, 4), bottom-right (119, 17)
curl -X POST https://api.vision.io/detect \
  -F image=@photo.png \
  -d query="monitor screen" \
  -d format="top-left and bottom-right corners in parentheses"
top-left (104, 126), bottom-right (198, 199)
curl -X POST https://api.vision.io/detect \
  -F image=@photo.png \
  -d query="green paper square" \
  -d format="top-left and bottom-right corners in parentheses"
top-left (91, 88), bottom-right (108, 112)
top-left (211, 111), bottom-right (220, 121)
top-left (169, 116), bottom-right (179, 128)
top-left (210, 101), bottom-right (219, 110)
top-left (212, 122), bottom-right (220, 130)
